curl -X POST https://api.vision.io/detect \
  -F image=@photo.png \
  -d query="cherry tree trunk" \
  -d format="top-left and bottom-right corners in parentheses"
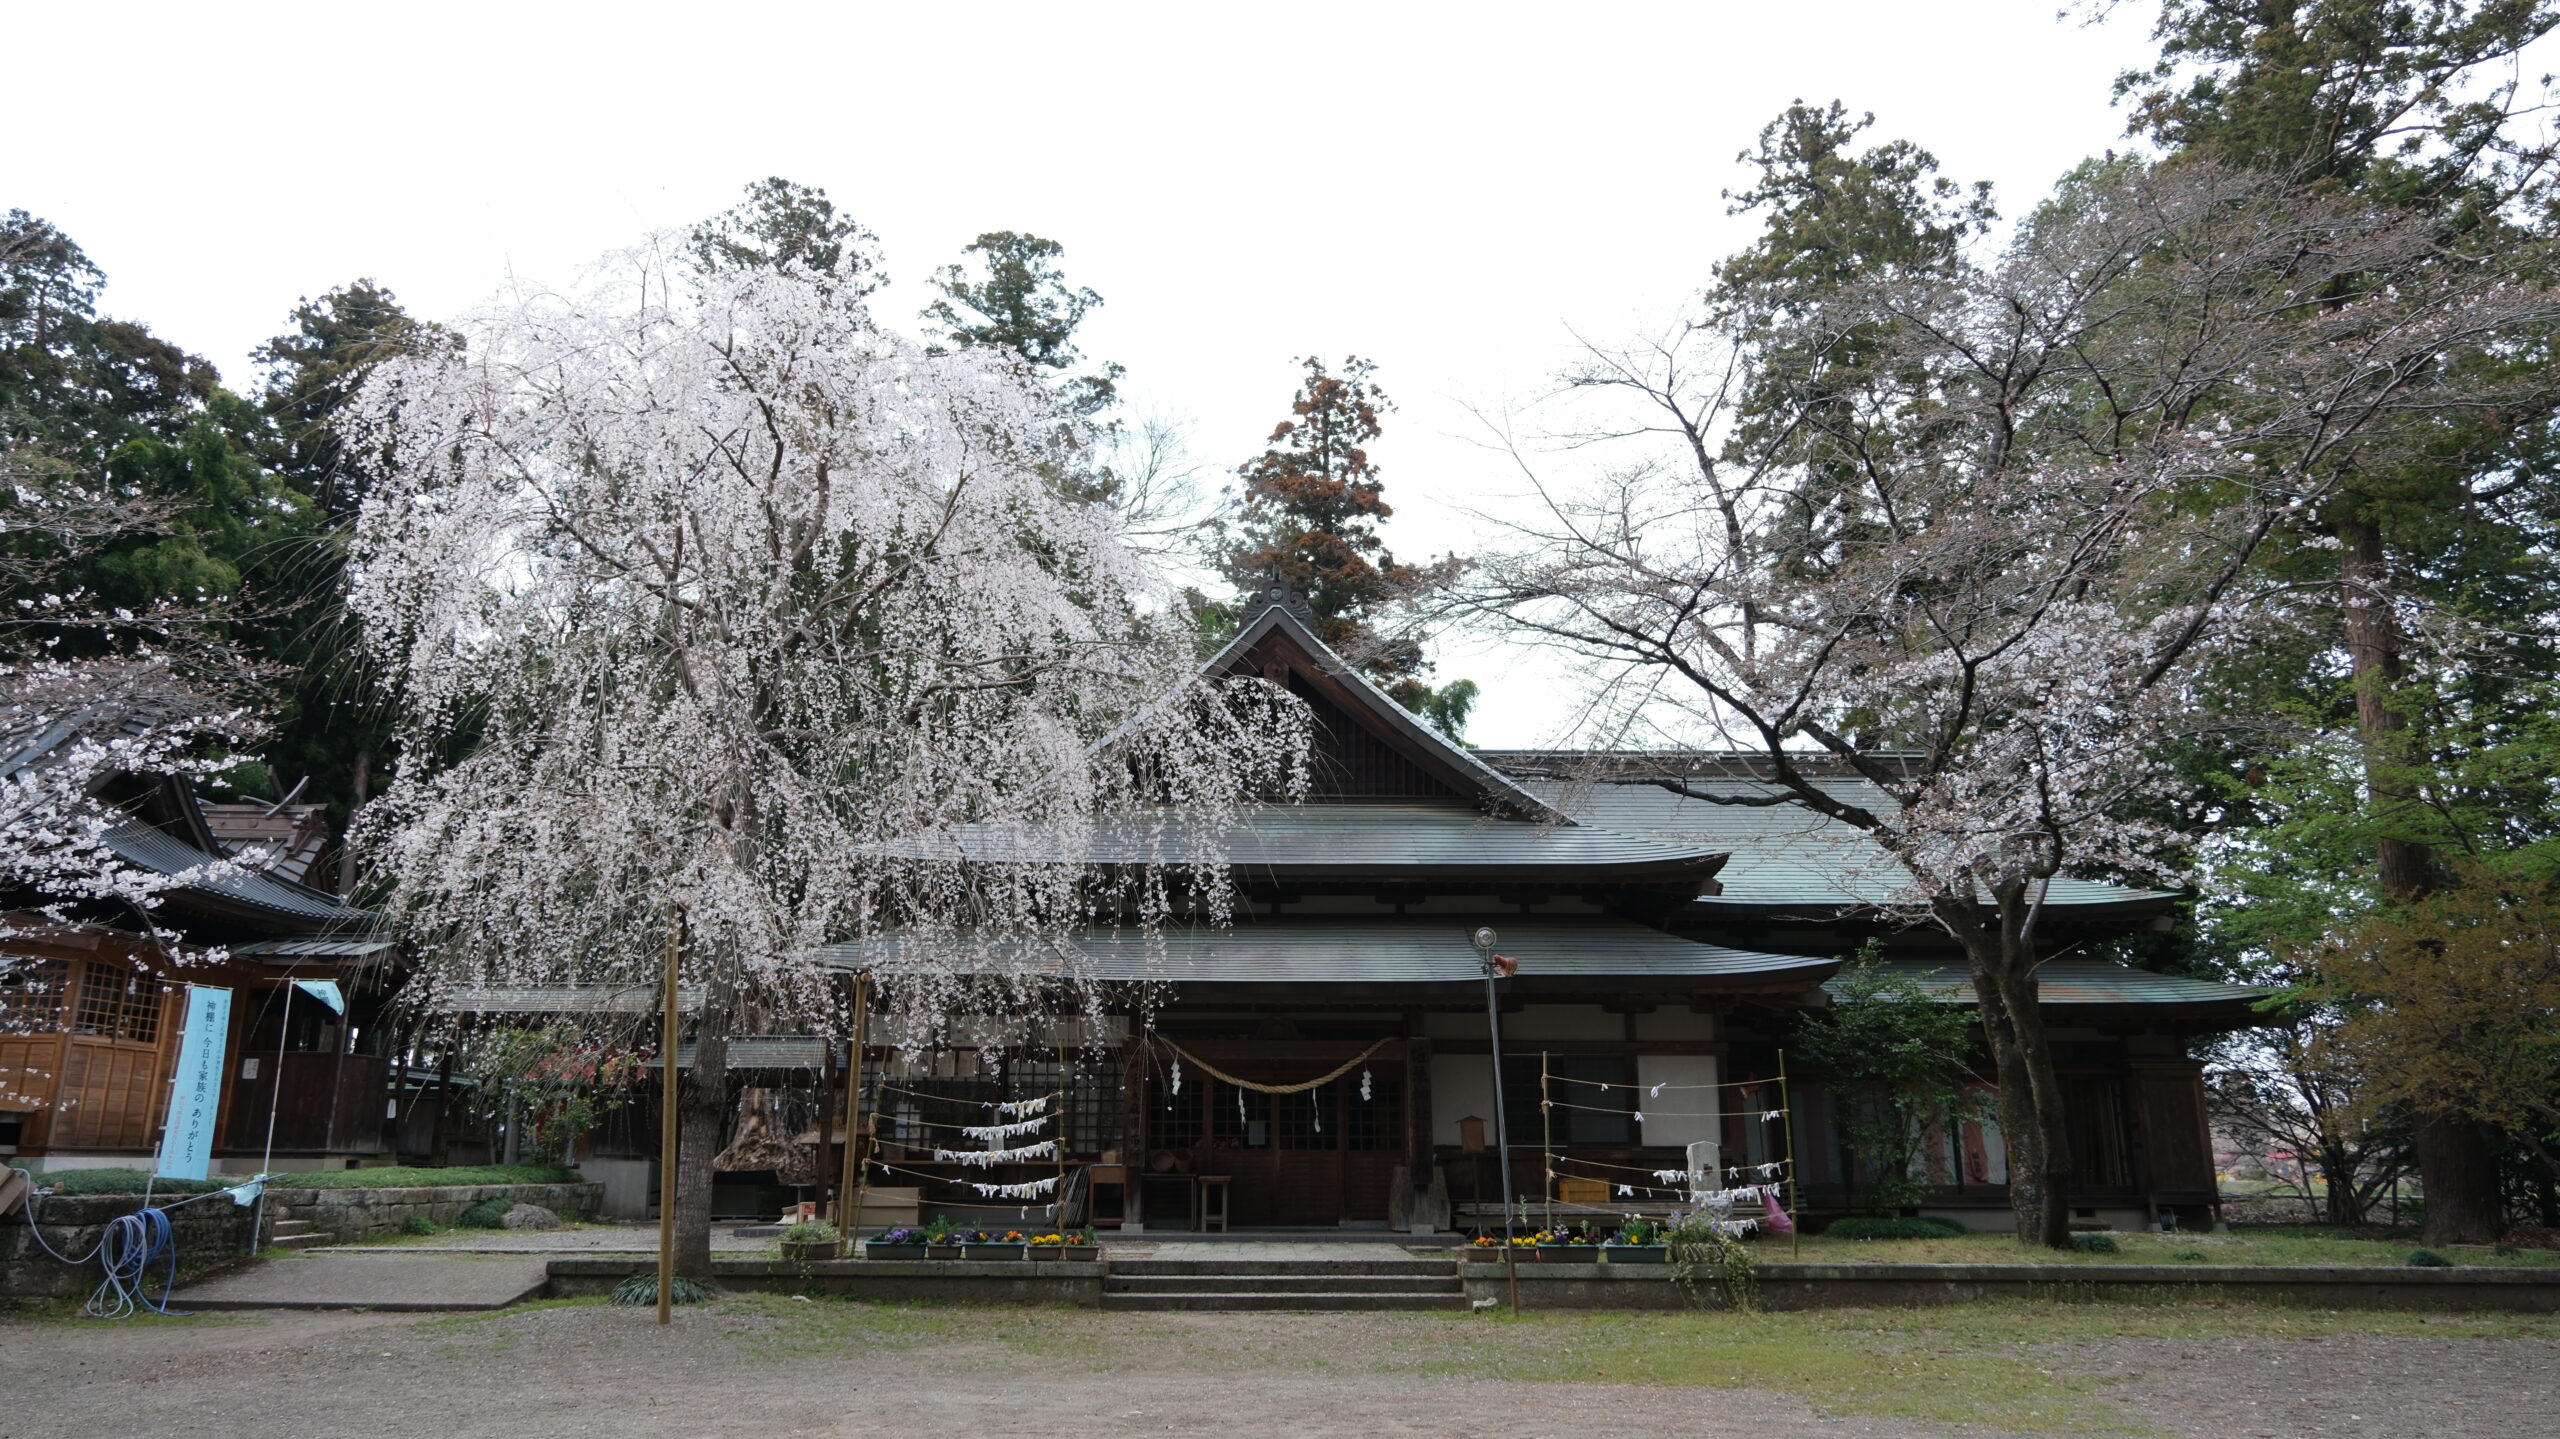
top-left (673, 997), bottom-right (732, 1281)
top-left (1942, 895), bottom-right (2074, 1249)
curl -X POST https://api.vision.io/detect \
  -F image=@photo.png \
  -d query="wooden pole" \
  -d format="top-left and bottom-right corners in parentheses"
top-left (1056, 1025), bottom-right (1071, 1237)
top-left (657, 907), bottom-right (679, 1324)
top-left (838, 973), bottom-right (870, 1257)
top-left (1778, 1049), bottom-right (1801, 1260)
top-left (1484, 970), bottom-right (1518, 1316)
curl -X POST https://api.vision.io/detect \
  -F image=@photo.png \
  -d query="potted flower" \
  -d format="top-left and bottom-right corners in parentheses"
top-left (864, 1225), bottom-right (929, 1259)
top-left (960, 1227), bottom-right (1027, 1260)
top-left (780, 1219), bottom-right (841, 1262)
top-left (1026, 1226), bottom-right (1101, 1262)
top-left (923, 1218), bottom-right (964, 1261)
top-left (1602, 1218), bottom-right (1666, 1264)
top-left (1463, 1235), bottom-right (1507, 1263)
top-left (1533, 1226), bottom-right (1600, 1262)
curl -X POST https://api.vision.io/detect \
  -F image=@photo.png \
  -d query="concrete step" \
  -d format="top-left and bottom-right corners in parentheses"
top-left (1100, 1289), bottom-right (1474, 1313)
top-left (1109, 1257), bottom-right (1457, 1278)
top-left (269, 1219), bottom-right (319, 1237)
top-left (268, 1230), bottom-right (328, 1249)
top-left (1107, 1273), bottom-right (1463, 1296)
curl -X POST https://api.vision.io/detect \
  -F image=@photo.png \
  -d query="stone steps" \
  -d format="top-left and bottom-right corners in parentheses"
top-left (1101, 1289), bottom-right (1474, 1312)
top-left (267, 1219), bottom-right (326, 1250)
top-left (1108, 1272), bottom-right (1462, 1296)
top-left (1099, 1254), bottom-right (1467, 1312)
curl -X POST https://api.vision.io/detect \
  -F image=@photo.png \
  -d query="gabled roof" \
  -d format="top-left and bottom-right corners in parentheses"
top-left (1841, 958), bottom-right (2266, 1026)
top-left (101, 820), bottom-right (370, 927)
top-left (1485, 757), bottom-right (2175, 917)
top-left (868, 804), bottom-right (1728, 884)
top-left (820, 917), bottom-right (1834, 988)
top-left (1206, 604), bottom-right (1570, 824)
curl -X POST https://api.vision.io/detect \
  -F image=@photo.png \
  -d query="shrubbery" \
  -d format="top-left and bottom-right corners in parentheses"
top-left (1824, 1216), bottom-right (1967, 1240)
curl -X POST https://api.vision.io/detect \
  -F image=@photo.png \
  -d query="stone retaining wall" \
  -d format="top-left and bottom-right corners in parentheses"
top-left (1463, 1261), bottom-right (2560, 1312)
top-left (2, 1192), bottom-right (259, 1301)
top-left (262, 1182), bottom-right (604, 1244)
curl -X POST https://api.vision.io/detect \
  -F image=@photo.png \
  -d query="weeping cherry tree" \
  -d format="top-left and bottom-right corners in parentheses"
top-left (347, 240), bottom-right (1303, 1276)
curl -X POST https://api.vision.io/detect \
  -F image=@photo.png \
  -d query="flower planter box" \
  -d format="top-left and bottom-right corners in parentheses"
top-left (780, 1241), bottom-right (840, 1262)
top-left (1601, 1245), bottom-right (1667, 1264)
top-left (924, 1244), bottom-right (964, 1261)
top-left (864, 1242), bottom-right (929, 1260)
top-left (1462, 1246), bottom-right (1509, 1263)
top-left (1534, 1245), bottom-right (1600, 1263)
top-left (960, 1243), bottom-right (1026, 1260)
top-left (1026, 1244), bottom-right (1100, 1262)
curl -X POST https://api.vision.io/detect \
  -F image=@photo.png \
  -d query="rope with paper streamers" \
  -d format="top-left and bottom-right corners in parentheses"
top-left (1539, 1096), bottom-right (1788, 1125)
top-left (1155, 1037), bottom-right (1394, 1095)
top-left (1542, 1072), bottom-right (1796, 1094)
top-left (871, 1083), bottom-right (1058, 1112)
top-left (863, 1158), bottom-right (1060, 1216)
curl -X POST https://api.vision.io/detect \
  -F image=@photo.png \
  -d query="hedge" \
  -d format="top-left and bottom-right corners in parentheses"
top-left (1824, 1216), bottom-right (1971, 1240)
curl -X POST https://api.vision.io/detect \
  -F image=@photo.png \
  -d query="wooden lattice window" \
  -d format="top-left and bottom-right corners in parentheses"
top-left (70, 962), bottom-right (163, 1045)
top-left (0, 958), bottom-right (71, 1033)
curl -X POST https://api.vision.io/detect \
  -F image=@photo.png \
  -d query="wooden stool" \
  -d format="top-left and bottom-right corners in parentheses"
top-left (1198, 1175), bottom-right (1231, 1234)
top-left (1088, 1164), bottom-right (1127, 1230)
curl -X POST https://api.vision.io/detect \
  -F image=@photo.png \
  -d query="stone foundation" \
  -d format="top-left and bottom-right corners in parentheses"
top-left (2, 1192), bottom-right (259, 1301)
top-left (260, 1182), bottom-right (604, 1244)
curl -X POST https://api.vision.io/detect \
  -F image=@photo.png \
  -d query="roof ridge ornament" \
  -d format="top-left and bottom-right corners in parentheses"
top-left (1253, 570), bottom-right (1317, 626)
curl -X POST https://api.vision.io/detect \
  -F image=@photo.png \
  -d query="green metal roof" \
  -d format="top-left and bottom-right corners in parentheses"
top-left (870, 804), bottom-right (1729, 882)
top-left (1498, 774), bottom-right (2174, 913)
top-left (820, 918), bottom-right (1833, 986)
top-left (1839, 959), bottom-right (2264, 1008)
top-left (434, 984), bottom-right (703, 1015)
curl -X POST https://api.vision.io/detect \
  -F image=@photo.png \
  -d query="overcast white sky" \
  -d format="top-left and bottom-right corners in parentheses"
top-left (15, 1), bottom-right (2170, 746)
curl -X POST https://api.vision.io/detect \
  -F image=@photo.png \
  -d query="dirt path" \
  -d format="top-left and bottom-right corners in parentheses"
top-left (2, 1299), bottom-right (2551, 1438)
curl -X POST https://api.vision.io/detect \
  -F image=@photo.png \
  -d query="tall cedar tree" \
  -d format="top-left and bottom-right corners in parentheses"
top-left (923, 231), bottom-right (1122, 416)
top-left (1222, 357), bottom-right (1474, 738)
top-left (2124, 0), bottom-right (2560, 1242)
top-left (2, 210), bottom-right (306, 695)
top-left (250, 281), bottom-right (457, 881)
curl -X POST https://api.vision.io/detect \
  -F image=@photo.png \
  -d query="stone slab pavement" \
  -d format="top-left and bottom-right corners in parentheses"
top-left (177, 1252), bottom-right (552, 1311)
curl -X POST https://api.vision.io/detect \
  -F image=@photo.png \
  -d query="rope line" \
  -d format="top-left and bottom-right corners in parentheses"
top-left (870, 1083), bottom-right (1061, 1109)
top-left (1540, 1072), bottom-right (1787, 1093)
top-left (1155, 1037), bottom-right (1393, 1096)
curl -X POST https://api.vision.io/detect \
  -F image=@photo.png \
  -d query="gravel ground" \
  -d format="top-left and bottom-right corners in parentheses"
top-left (2, 1300), bottom-right (2552, 1438)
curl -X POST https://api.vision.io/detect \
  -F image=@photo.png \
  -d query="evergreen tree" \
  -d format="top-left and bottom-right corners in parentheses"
top-left (687, 177), bottom-right (884, 296)
top-left (922, 231), bottom-right (1121, 414)
top-left (2123, 0), bottom-right (2560, 1242)
top-left (1218, 356), bottom-right (1474, 738)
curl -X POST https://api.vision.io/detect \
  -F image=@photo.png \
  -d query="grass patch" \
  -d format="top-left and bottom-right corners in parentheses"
top-left (269, 1164), bottom-right (578, 1191)
top-left (23, 1168), bottom-right (227, 1196)
top-left (1825, 1216), bottom-right (1969, 1240)
top-left (1767, 1229), bottom-right (2560, 1268)
top-left (16, 1163), bottom-right (577, 1195)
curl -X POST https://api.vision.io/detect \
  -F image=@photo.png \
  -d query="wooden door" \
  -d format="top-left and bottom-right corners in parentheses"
top-left (1147, 1060), bottom-right (1406, 1228)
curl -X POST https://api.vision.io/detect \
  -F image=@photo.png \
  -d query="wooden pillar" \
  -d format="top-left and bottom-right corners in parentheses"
top-left (1121, 1045), bottom-right (1147, 1230)
top-left (1405, 1036), bottom-right (1433, 1223)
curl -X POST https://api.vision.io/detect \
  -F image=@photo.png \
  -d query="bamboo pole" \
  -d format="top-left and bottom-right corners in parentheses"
top-left (837, 973), bottom-right (870, 1257)
top-left (657, 907), bottom-right (679, 1325)
top-left (1777, 1049), bottom-right (1801, 1260)
top-left (1540, 1051), bottom-right (1553, 1233)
